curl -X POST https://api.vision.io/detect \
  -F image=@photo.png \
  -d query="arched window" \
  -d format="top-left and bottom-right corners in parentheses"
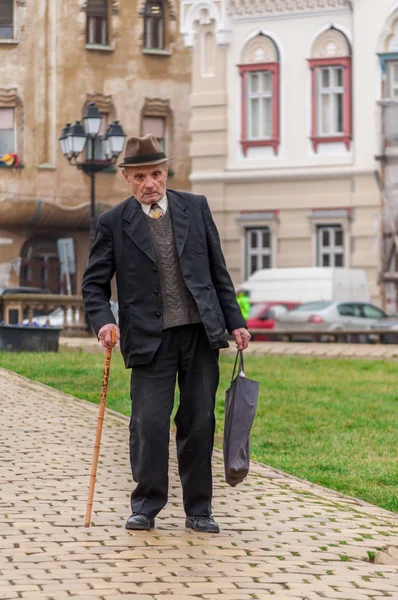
top-left (308, 27), bottom-right (352, 152)
top-left (86, 0), bottom-right (109, 46)
top-left (202, 31), bottom-right (215, 76)
top-left (0, 0), bottom-right (13, 39)
top-left (378, 15), bottom-right (398, 99)
top-left (238, 34), bottom-right (280, 156)
top-left (144, 0), bottom-right (165, 50)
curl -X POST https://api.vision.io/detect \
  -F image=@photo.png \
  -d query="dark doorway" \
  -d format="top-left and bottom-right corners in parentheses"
top-left (20, 237), bottom-right (61, 294)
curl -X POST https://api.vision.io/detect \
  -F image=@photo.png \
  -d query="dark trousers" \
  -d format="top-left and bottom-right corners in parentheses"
top-left (129, 324), bottom-right (220, 518)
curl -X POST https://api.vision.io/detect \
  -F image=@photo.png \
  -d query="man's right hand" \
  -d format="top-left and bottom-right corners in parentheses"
top-left (98, 323), bottom-right (120, 349)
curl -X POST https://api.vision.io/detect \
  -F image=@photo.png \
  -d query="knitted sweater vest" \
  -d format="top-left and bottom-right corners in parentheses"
top-left (144, 208), bottom-right (201, 330)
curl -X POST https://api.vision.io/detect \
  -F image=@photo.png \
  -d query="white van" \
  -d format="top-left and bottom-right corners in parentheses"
top-left (240, 268), bottom-right (370, 304)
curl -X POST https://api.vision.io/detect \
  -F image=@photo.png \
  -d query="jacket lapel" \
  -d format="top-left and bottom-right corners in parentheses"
top-left (122, 197), bottom-right (157, 264)
top-left (168, 190), bottom-right (190, 257)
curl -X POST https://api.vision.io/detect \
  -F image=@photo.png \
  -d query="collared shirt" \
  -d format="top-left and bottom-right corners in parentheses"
top-left (139, 194), bottom-right (168, 216)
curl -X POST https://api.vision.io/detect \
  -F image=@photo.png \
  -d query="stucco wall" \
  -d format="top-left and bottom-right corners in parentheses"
top-left (0, 0), bottom-right (191, 289)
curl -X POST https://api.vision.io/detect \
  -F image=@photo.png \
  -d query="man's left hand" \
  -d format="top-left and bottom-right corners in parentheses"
top-left (232, 328), bottom-right (251, 350)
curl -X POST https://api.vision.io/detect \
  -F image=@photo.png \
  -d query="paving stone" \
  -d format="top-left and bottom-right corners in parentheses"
top-left (1, 367), bottom-right (398, 600)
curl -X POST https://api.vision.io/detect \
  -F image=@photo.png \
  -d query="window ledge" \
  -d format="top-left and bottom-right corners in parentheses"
top-left (0, 163), bottom-right (23, 169)
top-left (0, 39), bottom-right (19, 45)
top-left (241, 139), bottom-right (279, 156)
top-left (143, 48), bottom-right (171, 56)
top-left (311, 136), bottom-right (352, 152)
top-left (37, 163), bottom-right (56, 170)
top-left (85, 43), bottom-right (114, 52)
top-left (236, 211), bottom-right (278, 223)
top-left (308, 208), bottom-right (353, 221)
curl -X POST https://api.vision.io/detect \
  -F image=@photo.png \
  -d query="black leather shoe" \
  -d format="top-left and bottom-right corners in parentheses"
top-left (125, 513), bottom-right (154, 530)
top-left (185, 516), bottom-right (220, 533)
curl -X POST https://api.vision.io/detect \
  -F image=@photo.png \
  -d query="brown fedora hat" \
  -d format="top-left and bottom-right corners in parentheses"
top-left (118, 133), bottom-right (172, 168)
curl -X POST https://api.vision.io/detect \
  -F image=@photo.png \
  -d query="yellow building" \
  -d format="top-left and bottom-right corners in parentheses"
top-left (0, 0), bottom-right (191, 294)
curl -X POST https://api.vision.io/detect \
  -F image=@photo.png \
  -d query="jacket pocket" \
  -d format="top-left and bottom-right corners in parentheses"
top-left (211, 288), bottom-right (226, 331)
top-left (187, 229), bottom-right (207, 256)
top-left (118, 307), bottom-right (132, 356)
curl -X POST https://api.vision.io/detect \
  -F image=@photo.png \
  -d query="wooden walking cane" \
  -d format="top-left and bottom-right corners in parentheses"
top-left (84, 327), bottom-right (116, 527)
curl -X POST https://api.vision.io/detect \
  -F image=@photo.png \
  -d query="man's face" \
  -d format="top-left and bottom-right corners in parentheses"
top-left (123, 163), bottom-right (168, 205)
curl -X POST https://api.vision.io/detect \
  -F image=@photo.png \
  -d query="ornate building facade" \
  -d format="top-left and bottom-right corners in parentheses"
top-left (0, 0), bottom-right (191, 293)
top-left (180, 0), bottom-right (398, 309)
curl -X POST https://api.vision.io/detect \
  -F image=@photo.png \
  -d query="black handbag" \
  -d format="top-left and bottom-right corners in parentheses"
top-left (223, 350), bottom-right (259, 486)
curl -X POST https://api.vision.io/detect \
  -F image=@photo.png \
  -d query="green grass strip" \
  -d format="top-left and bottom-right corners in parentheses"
top-left (1, 350), bottom-right (397, 513)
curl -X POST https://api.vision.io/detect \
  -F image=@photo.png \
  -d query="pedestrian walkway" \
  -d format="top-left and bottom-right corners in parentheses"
top-left (1, 367), bottom-right (398, 600)
top-left (60, 337), bottom-right (398, 360)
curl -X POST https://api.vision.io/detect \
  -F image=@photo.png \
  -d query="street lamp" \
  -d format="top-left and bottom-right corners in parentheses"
top-left (59, 102), bottom-right (126, 250)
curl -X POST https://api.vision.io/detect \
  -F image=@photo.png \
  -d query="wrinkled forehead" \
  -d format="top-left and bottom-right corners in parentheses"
top-left (123, 164), bottom-right (168, 177)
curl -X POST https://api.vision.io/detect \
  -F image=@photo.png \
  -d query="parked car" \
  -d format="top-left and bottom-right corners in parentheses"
top-left (247, 302), bottom-right (300, 341)
top-left (370, 317), bottom-right (398, 344)
top-left (274, 300), bottom-right (388, 342)
top-left (23, 301), bottom-right (119, 329)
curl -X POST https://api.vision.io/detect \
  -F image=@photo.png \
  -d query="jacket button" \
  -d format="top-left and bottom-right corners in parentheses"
top-left (153, 266), bottom-right (157, 272)
top-left (154, 289), bottom-right (159, 295)
top-left (155, 311), bottom-right (161, 318)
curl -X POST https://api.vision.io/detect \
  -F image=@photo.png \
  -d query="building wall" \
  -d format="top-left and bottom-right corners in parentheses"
top-left (181, 0), bottom-right (398, 308)
top-left (0, 0), bottom-right (191, 292)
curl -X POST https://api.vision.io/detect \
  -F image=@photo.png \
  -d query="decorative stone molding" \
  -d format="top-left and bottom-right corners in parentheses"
top-left (138, 0), bottom-right (177, 20)
top-left (0, 89), bottom-right (21, 108)
top-left (386, 19), bottom-right (398, 52)
top-left (180, 0), bottom-right (231, 47)
top-left (80, 0), bottom-right (119, 14)
top-left (311, 27), bottom-right (350, 59)
top-left (241, 33), bottom-right (278, 63)
top-left (0, 89), bottom-right (24, 164)
top-left (378, 10), bottom-right (398, 53)
top-left (227, 0), bottom-right (349, 18)
top-left (84, 93), bottom-right (116, 120)
top-left (141, 97), bottom-right (172, 118)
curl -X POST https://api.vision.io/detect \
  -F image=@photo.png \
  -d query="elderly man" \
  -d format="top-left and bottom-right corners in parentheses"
top-left (82, 134), bottom-right (250, 533)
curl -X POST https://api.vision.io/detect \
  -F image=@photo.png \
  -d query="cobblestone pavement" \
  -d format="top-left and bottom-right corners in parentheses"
top-left (1, 367), bottom-right (398, 600)
top-left (60, 337), bottom-right (398, 360)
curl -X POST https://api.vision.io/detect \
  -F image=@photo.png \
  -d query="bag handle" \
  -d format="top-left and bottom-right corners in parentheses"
top-left (231, 350), bottom-right (245, 381)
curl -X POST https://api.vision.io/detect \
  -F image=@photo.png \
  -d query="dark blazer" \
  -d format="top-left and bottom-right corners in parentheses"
top-left (82, 190), bottom-right (246, 367)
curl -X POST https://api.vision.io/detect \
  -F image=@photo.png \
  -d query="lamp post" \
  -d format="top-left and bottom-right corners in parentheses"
top-left (59, 102), bottom-right (126, 250)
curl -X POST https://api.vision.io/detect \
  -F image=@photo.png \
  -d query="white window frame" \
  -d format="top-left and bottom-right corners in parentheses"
top-left (317, 66), bottom-right (344, 136)
top-left (317, 224), bottom-right (344, 267)
top-left (387, 60), bottom-right (398, 99)
top-left (245, 227), bottom-right (272, 277)
top-left (0, 107), bottom-right (16, 155)
top-left (247, 71), bottom-right (273, 141)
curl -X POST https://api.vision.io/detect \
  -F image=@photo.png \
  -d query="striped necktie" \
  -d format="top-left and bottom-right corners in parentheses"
top-left (149, 203), bottom-right (164, 220)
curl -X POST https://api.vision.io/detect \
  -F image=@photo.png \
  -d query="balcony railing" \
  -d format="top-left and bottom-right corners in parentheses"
top-left (0, 294), bottom-right (87, 335)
